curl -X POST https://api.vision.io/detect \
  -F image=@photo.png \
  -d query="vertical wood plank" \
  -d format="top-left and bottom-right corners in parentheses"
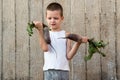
top-left (29, 0), bottom-right (43, 80)
top-left (71, 0), bottom-right (86, 80)
top-left (116, 0), bottom-right (120, 79)
top-left (100, 0), bottom-right (117, 80)
top-left (85, 0), bottom-right (101, 80)
top-left (2, 0), bottom-right (15, 79)
top-left (0, 0), bottom-right (2, 79)
top-left (15, 0), bottom-right (29, 79)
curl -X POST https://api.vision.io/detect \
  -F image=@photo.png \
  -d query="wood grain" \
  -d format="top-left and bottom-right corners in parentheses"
top-left (71, 0), bottom-right (86, 80)
top-left (2, 0), bottom-right (15, 79)
top-left (116, 0), bottom-right (120, 79)
top-left (100, 0), bottom-right (117, 80)
top-left (0, 0), bottom-right (2, 79)
top-left (29, 0), bottom-right (44, 80)
top-left (85, 0), bottom-right (101, 80)
top-left (0, 0), bottom-right (120, 80)
top-left (15, 0), bottom-right (29, 79)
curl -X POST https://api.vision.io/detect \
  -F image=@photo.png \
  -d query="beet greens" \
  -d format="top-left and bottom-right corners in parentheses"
top-left (84, 38), bottom-right (108, 61)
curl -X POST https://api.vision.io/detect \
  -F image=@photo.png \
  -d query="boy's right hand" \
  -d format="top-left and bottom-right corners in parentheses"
top-left (33, 21), bottom-right (43, 30)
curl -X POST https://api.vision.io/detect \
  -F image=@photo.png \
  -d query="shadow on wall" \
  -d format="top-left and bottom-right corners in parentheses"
top-left (86, 71), bottom-right (117, 80)
top-left (102, 72), bottom-right (117, 80)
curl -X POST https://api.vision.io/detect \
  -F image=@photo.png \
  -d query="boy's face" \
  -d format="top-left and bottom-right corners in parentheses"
top-left (46, 10), bottom-right (64, 31)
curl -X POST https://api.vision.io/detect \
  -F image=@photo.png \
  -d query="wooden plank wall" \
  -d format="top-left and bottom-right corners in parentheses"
top-left (15, 0), bottom-right (29, 79)
top-left (0, 0), bottom-right (2, 80)
top-left (0, 0), bottom-right (120, 80)
top-left (85, 0), bottom-right (101, 80)
top-left (2, 0), bottom-right (16, 80)
top-left (101, 0), bottom-right (116, 80)
top-left (71, 0), bottom-right (86, 80)
top-left (117, 0), bottom-right (120, 80)
top-left (29, 0), bottom-right (43, 80)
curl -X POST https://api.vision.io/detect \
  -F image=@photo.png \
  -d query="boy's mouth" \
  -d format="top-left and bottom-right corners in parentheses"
top-left (51, 24), bottom-right (56, 26)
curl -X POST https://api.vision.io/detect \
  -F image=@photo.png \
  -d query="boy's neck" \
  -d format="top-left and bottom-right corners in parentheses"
top-left (51, 28), bottom-right (62, 32)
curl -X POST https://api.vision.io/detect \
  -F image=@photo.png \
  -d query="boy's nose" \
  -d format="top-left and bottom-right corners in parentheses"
top-left (51, 18), bottom-right (55, 22)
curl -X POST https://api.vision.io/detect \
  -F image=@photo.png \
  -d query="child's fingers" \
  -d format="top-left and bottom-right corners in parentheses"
top-left (82, 37), bottom-right (88, 43)
top-left (33, 21), bottom-right (43, 30)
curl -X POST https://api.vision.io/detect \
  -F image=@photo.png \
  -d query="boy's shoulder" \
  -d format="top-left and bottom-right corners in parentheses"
top-left (65, 31), bottom-right (71, 36)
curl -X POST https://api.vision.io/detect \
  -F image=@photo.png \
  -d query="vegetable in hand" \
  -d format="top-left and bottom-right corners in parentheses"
top-left (59, 33), bottom-right (108, 61)
top-left (59, 33), bottom-right (82, 42)
top-left (84, 38), bottom-right (108, 61)
top-left (27, 22), bottom-right (48, 36)
top-left (27, 22), bottom-right (35, 36)
top-left (43, 26), bottom-right (51, 44)
top-left (27, 22), bottom-right (51, 43)
top-left (26, 22), bottom-right (57, 57)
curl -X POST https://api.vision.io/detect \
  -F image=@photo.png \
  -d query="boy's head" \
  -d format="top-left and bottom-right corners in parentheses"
top-left (46, 2), bottom-right (63, 17)
top-left (46, 2), bottom-right (64, 31)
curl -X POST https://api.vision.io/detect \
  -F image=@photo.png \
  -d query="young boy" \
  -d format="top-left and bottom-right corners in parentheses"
top-left (33, 2), bottom-right (88, 80)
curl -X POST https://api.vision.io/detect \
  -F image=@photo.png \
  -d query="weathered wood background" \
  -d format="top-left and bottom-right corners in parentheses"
top-left (0, 0), bottom-right (120, 80)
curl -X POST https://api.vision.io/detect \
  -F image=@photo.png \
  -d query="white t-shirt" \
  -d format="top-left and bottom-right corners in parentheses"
top-left (43, 30), bottom-right (70, 71)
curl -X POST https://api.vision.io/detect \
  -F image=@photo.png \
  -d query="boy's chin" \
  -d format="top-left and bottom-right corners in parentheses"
top-left (51, 27), bottom-right (59, 30)
top-left (51, 26), bottom-right (57, 29)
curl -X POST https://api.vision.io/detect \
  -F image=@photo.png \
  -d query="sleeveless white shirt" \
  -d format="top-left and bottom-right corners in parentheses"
top-left (43, 30), bottom-right (70, 71)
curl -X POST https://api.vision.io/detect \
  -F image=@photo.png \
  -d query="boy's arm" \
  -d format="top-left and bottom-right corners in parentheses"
top-left (38, 30), bottom-right (48, 52)
top-left (33, 21), bottom-right (48, 52)
top-left (66, 33), bottom-right (88, 60)
top-left (66, 40), bottom-right (81, 60)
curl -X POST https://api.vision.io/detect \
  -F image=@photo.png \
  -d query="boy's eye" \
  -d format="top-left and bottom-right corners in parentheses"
top-left (54, 17), bottom-right (58, 19)
top-left (48, 18), bottom-right (51, 20)
top-left (54, 17), bottom-right (58, 20)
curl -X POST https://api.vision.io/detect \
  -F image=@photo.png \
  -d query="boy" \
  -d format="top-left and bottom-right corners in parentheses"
top-left (33, 2), bottom-right (88, 80)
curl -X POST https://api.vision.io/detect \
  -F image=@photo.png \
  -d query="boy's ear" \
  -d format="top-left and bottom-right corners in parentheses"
top-left (62, 16), bottom-right (64, 20)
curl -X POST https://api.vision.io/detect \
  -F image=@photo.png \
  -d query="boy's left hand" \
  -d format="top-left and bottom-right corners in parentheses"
top-left (81, 37), bottom-right (88, 43)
